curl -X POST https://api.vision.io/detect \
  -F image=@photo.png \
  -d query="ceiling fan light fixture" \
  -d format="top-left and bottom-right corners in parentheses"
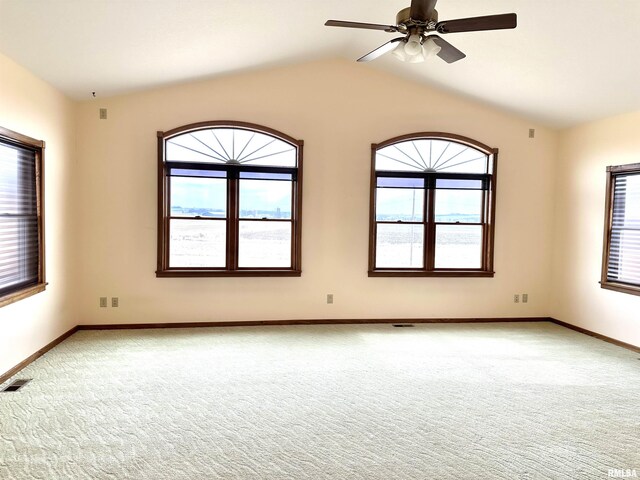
top-left (407, 51), bottom-right (426, 63)
top-left (423, 37), bottom-right (442, 58)
top-left (392, 40), bottom-right (409, 61)
top-left (407, 53), bottom-right (426, 63)
top-left (326, 1), bottom-right (517, 65)
top-left (392, 36), bottom-right (427, 63)
top-left (403, 34), bottom-right (423, 56)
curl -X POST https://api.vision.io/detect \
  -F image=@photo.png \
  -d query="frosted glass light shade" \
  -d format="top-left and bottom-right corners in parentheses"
top-left (408, 51), bottom-right (426, 63)
top-left (392, 41), bottom-right (408, 61)
top-left (404, 34), bottom-right (423, 56)
top-left (423, 37), bottom-right (442, 58)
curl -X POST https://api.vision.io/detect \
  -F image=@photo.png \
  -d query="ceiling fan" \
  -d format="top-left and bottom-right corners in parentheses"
top-left (325, 0), bottom-right (517, 64)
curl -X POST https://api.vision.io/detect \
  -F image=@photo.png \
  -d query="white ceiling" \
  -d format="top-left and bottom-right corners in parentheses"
top-left (0, 0), bottom-right (639, 128)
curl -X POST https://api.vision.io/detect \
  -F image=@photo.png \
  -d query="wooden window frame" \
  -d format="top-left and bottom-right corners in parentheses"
top-left (0, 126), bottom-right (46, 308)
top-left (368, 132), bottom-right (497, 277)
top-left (600, 162), bottom-right (640, 296)
top-left (156, 121), bottom-right (303, 277)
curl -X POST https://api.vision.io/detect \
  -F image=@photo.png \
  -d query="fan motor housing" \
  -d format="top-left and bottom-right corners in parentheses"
top-left (396, 6), bottom-right (438, 27)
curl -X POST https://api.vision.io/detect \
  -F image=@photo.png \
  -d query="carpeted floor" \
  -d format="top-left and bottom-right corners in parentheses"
top-left (0, 322), bottom-right (638, 479)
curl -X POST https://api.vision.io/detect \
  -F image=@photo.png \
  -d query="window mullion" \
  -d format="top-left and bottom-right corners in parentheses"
top-left (425, 186), bottom-right (435, 271)
top-left (228, 174), bottom-right (239, 270)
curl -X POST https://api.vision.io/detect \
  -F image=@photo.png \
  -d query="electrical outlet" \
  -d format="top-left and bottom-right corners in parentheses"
top-left (99, 297), bottom-right (107, 308)
top-left (522, 293), bottom-right (528, 303)
top-left (513, 294), bottom-right (520, 304)
top-left (111, 297), bottom-right (119, 308)
top-left (327, 294), bottom-right (334, 304)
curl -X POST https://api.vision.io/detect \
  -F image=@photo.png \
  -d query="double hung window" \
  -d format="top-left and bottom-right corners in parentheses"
top-left (369, 133), bottom-right (497, 277)
top-left (0, 126), bottom-right (45, 307)
top-left (157, 122), bottom-right (303, 276)
top-left (601, 163), bottom-right (640, 295)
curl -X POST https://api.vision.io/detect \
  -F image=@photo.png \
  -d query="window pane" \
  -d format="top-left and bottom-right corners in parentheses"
top-left (170, 177), bottom-right (226, 218)
top-left (612, 174), bottom-right (640, 228)
top-left (435, 178), bottom-right (484, 189)
top-left (435, 189), bottom-right (483, 223)
top-left (376, 140), bottom-right (488, 174)
top-left (377, 177), bottom-right (424, 188)
top-left (240, 172), bottom-right (292, 180)
top-left (166, 128), bottom-right (297, 167)
top-left (0, 142), bottom-right (39, 294)
top-left (0, 144), bottom-right (36, 215)
top-left (375, 224), bottom-right (424, 268)
top-left (238, 221), bottom-right (291, 267)
top-left (0, 217), bottom-right (39, 292)
top-left (376, 188), bottom-right (424, 221)
top-left (169, 219), bottom-right (226, 267)
top-left (239, 179), bottom-right (292, 219)
top-left (169, 168), bottom-right (226, 178)
top-left (608, 230), bottom-right (640, 284)
top-left (435, 225), bottom-right (482, 268)
top-left (608, 174), bottom-right (640, 284)
top-left (434, 146), bottom-right (488, 174)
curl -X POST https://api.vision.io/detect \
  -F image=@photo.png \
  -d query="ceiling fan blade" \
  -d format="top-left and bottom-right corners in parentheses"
top-left (325, 20), bottom-right (398, 32)
top-left (357, 38), bottom-right (404, 62)
top-left (436, 13), bottom-right (517, 34)
top-left (410, 0), bottom-right (438, 21)
top-left (429, 35), bottom-right (466, 63)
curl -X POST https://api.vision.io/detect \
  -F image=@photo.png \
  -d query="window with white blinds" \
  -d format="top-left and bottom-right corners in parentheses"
top-left (0, 127), bottom-right (45, 307)
top-left (602, 163), bottom-right (640, 295)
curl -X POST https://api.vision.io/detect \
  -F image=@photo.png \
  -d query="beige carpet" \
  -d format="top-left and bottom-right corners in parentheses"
top-left (0, 322), bottom-right (638, 479)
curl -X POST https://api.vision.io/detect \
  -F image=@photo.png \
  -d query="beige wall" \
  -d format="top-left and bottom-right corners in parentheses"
top-left (552, 111), bottom-right (640, 347)
top-left (74, 59), bottom-right (557, 325)
top-left (0, 53), bottom-right (77, 376)
top-left (4, 50), bottom-right (638, 373)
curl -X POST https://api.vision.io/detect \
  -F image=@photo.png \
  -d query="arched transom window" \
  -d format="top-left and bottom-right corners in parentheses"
top-left (157, 121), bottom-right (303, 276)
top-left (369, 133), bottom-right (497, 276)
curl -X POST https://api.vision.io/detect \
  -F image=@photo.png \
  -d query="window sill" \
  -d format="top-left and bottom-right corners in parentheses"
top-left (0, 283), bottom-right (47, 308)
top-left (368, 270), bottom-right (495, 278)
top-left (600, 281), bottom-right (640, 297)
top-left (156, 270), bottom-right (301, 278)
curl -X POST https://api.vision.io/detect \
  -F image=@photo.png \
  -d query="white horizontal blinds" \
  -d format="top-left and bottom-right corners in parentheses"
top-left (0, 142), bottom-right (39, 294)
top-left (608, 173), bottom-right (640, 285)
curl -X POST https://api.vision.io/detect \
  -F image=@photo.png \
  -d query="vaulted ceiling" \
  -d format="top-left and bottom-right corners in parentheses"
top-left (0, 0), bottom-right (638, 128)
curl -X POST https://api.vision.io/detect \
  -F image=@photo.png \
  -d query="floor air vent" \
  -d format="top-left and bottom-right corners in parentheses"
top-left (392, 324), bottom-right (415, 328)
top-left (2, 379), bottom-right (31, 392)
